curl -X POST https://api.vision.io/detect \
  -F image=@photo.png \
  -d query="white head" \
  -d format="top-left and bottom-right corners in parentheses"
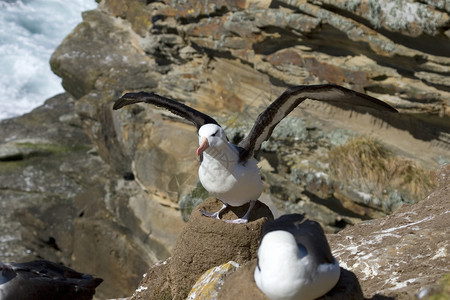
top-left (255, 230), bottom-right (307, 300)
top-left (196, 123), bottom-right (228, 156)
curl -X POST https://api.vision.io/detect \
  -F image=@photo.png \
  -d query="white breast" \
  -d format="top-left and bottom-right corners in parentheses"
top-left (198, 151), bottom-right (262, 206)
top-left (254, 231), bottom-right (340, 300)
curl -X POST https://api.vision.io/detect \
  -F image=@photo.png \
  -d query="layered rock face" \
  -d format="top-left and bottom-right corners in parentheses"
top-left (49, 0), bottom-right (449, 233)
top-left (0, 94), bottom-right (181, 298)
top-left (1, 0), bottom-right (449, 298)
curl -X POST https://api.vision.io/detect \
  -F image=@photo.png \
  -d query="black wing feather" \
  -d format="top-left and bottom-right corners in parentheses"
top-left (113, 92), bottom-right (220, 130)
top-left (238, 84), bottom-right (397, 163)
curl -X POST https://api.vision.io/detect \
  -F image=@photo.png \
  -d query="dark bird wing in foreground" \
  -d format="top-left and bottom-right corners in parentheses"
top-left (113, 91), bottom-right (220, 130)
top-left (237, 84), bottom-right (398, 163)
top-left (0, 260), bottom-right (103, 300)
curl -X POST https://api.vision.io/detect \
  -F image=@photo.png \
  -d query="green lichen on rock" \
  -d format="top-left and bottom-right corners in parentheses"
top-left (179, 181), bottom-right (209, 222)
top-left (187, 261), bottom-right (239, 300)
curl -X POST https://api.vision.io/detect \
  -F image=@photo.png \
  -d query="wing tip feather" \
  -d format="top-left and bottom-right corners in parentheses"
top-left (112, 98), bottom-right (128, 110)
top-left (113, 92), bottom-right (146, 110)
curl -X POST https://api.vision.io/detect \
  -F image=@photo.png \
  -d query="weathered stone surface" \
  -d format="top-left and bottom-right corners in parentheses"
top-left (0, 93), bottom-right (92, 263)
top-left (327, 182), bottom-right (450, 299)
top-left (50, 7), bottom-right (158, 99)
top-left (51, 0), bottom-right (450, 116)
top-left (317, 0), bottom-right (450, 38)
top-left (430, 163), bottom-right (450, 188)
top-left (187, 261), bottom-right (240, 300)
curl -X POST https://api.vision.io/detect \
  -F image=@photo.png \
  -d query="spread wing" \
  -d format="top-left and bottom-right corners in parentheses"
top-left (113, 92), bottom-right (220, 130)
top-left (238, 84), bottom-right (397, 163)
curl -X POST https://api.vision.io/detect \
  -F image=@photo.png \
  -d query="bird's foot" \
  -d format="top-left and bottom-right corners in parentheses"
top-left (223, 218), bottom-right (249, 224)
top-left (200, 202), bottom-right (228, 220)
top-left (224, 200), bottom-right (256, 224)
top-left (199, 209), bottom-right (221, 219)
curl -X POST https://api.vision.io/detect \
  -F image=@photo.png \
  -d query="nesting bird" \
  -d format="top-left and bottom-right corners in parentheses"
top-left (113, 84), bottom-right (397, 223)
top-left (0, 260), bottom-right (103, 300)
top-left (254, 214), bottom-right (340, 300)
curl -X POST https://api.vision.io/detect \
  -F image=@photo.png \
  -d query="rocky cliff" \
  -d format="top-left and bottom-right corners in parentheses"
top-left (1, 0), bottom-right (449, 298)
top-left (0, 94), bottom-right (179, 298)
top-left (130, 179), bottom-right (449, 300)
top-left (50, 0), bottom-right (449, 230)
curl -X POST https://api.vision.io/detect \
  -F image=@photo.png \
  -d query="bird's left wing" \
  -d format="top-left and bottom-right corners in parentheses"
top-left (113, 92), bottom-right (220, 130)
top-left (237, 84), bottom-right (397, 163)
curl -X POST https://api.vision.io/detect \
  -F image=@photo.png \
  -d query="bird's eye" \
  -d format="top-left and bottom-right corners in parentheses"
top-left (212, 130), bottom-right (218, 137)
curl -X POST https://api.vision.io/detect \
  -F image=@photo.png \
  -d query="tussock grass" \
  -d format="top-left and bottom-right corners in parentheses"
top-left (430, 273), bottom-right (450, 300)
top-left (328, 137), bottom-right (436, 205)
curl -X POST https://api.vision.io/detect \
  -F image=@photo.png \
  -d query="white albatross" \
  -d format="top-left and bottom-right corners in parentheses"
top-left (113, 84), bottom-right (397, 223)
top-left (254, 214), bottom-right (340, 300)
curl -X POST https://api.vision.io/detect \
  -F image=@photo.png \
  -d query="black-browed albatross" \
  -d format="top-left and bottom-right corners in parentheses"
top-left (113, 84), bottom-right (397, 223)
top-left (0, 260), bottom-right (103, 300)
top-left (254, 214), bottom-right (340, 300)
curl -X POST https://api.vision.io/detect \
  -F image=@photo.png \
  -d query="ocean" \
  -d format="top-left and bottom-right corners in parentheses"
top-left (0, 0), bottom-right (98, 121)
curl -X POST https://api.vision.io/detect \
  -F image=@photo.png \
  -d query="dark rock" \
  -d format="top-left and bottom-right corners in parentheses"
top-left (0, 94), bottom-right (91, 262)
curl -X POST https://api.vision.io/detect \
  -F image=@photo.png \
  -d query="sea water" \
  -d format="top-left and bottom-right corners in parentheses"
top-left (0, 0), bottom-right (97, 121)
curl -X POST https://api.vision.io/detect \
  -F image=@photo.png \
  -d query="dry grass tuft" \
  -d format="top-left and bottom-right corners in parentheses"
top-left (328, 137), bottom-right (437, 205)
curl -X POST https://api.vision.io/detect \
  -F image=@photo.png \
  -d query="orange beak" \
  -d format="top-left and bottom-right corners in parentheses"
top-left (196, 137), bottom-right (209, 156)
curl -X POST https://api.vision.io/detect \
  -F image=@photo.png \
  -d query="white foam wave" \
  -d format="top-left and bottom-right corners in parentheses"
top-left (0, 0), bottom-right (97, 121)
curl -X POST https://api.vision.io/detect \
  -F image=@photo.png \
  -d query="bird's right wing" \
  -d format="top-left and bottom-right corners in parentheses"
top-left (113, 92), bottom-right (220, 130)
